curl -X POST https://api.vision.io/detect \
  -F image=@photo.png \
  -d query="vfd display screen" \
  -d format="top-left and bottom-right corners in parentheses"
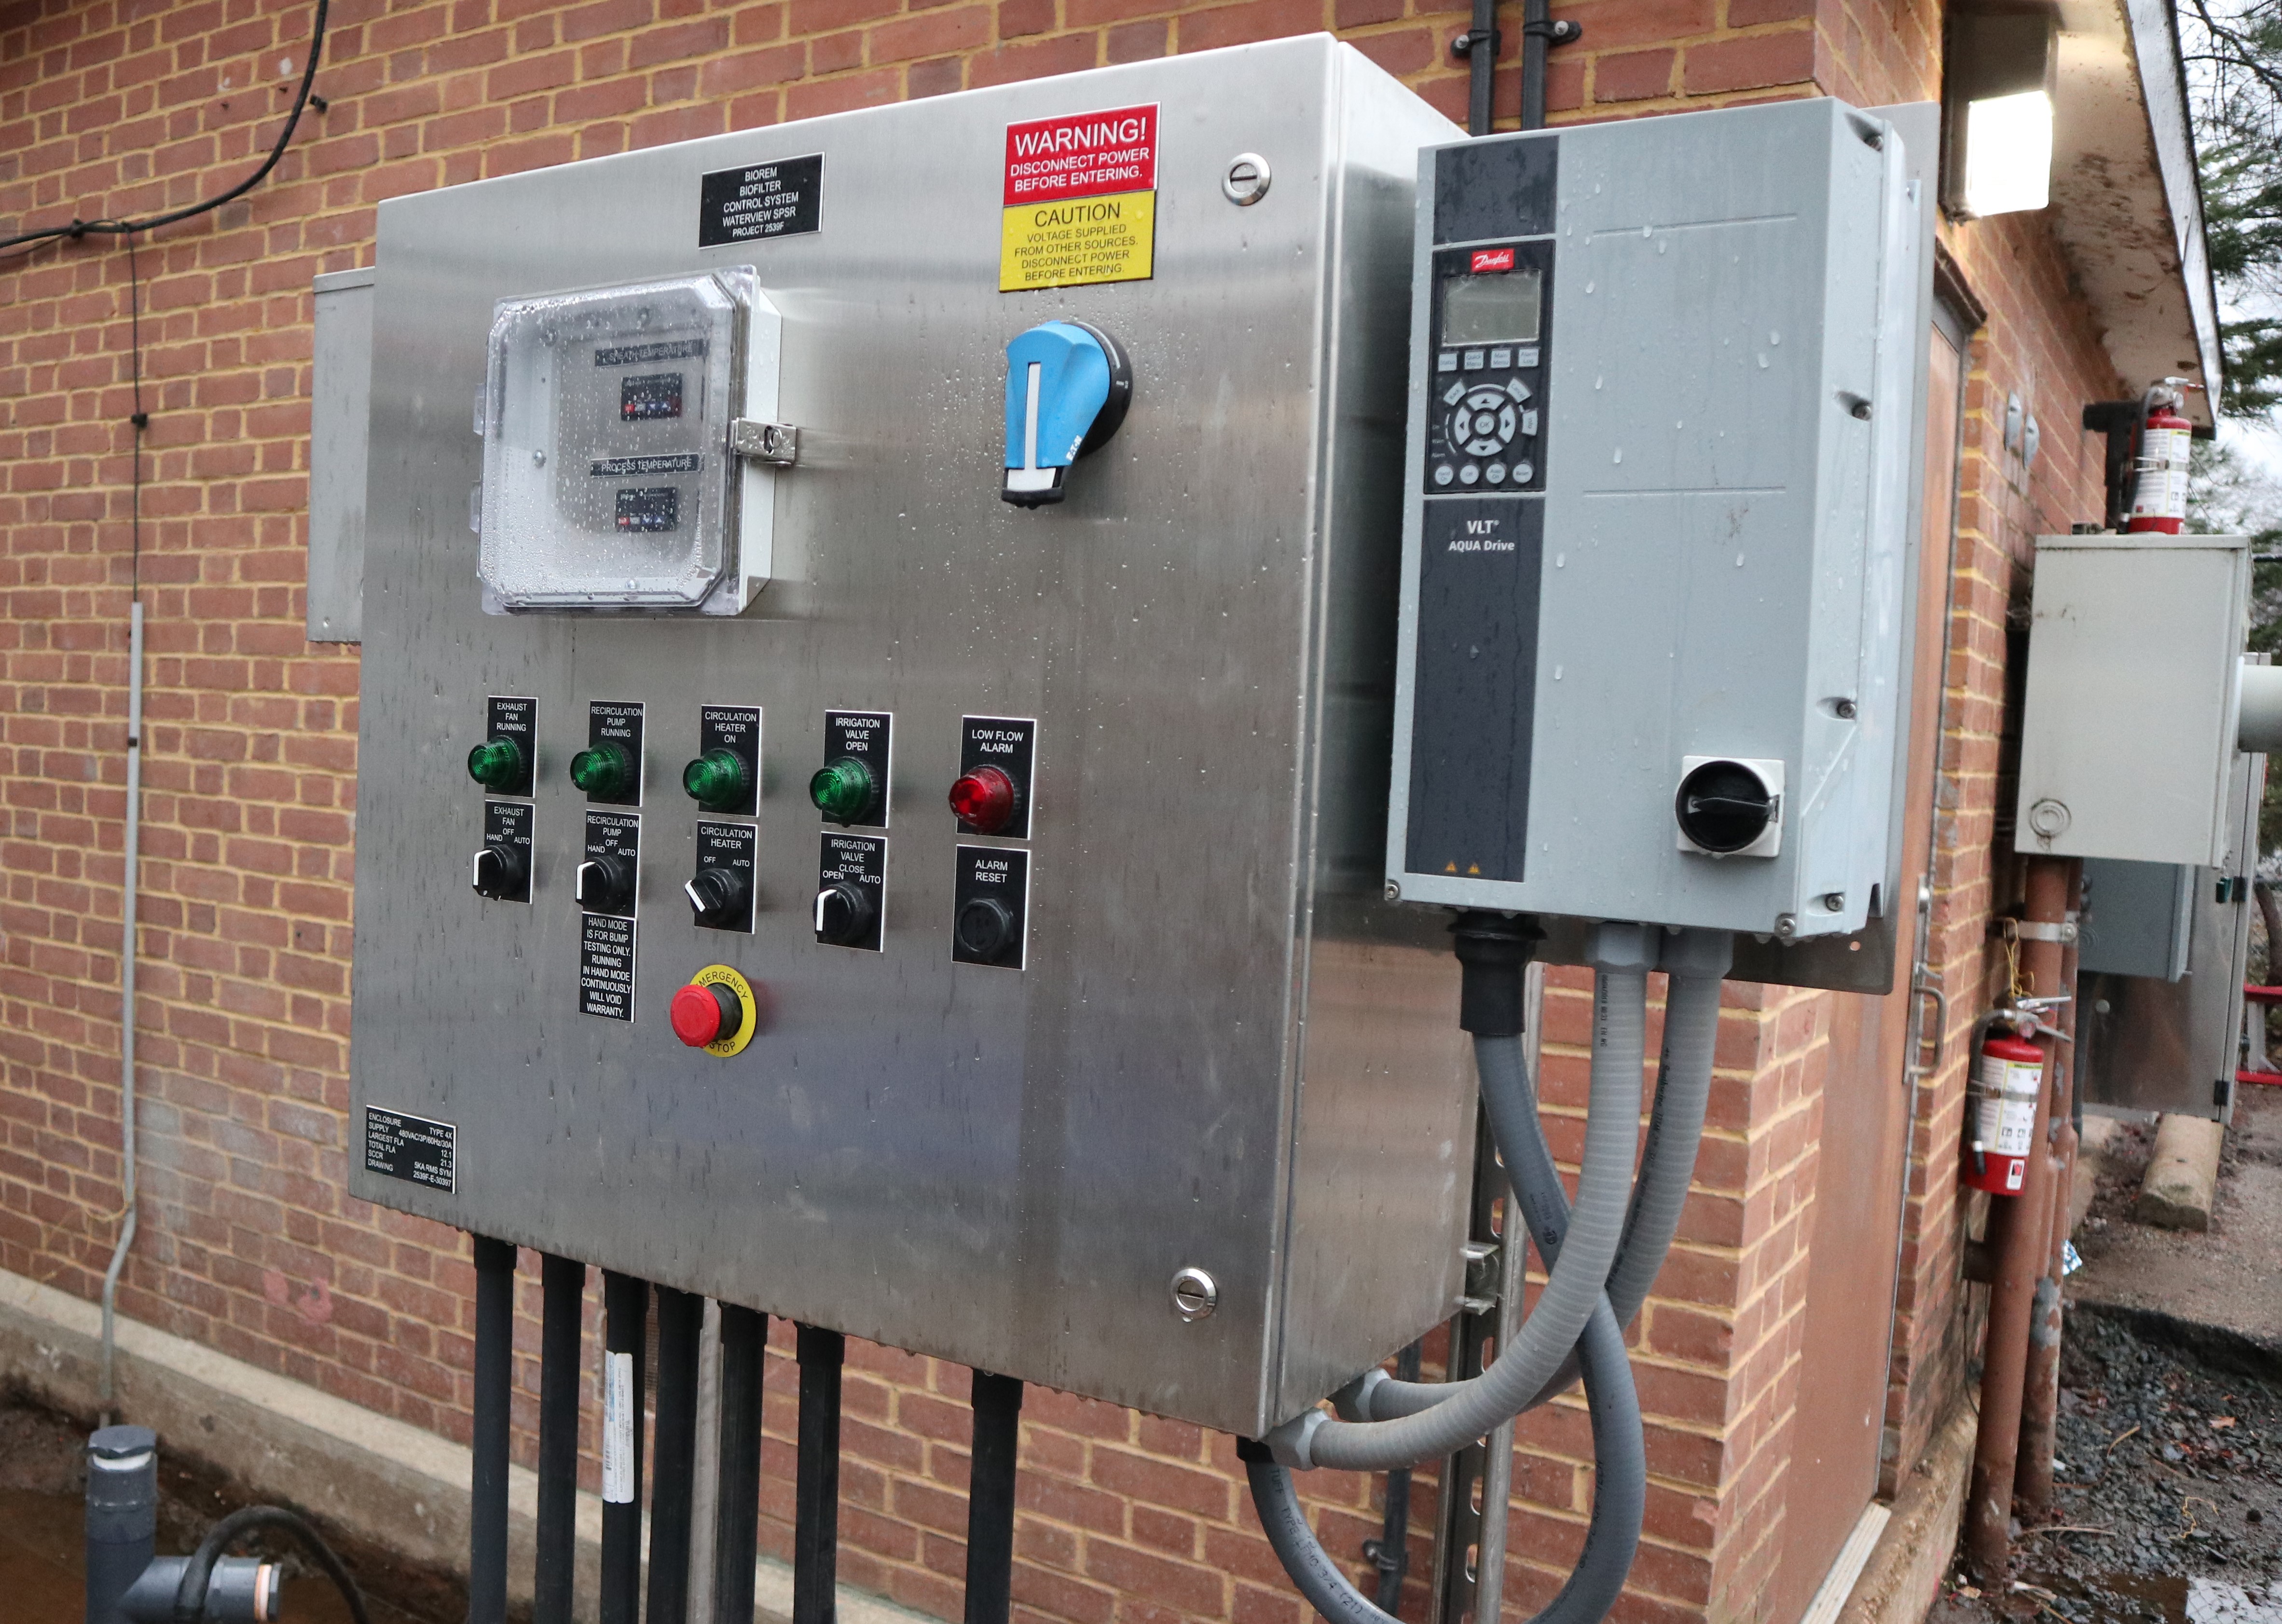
top-left (1443, 269), bottom-right (1542, 345)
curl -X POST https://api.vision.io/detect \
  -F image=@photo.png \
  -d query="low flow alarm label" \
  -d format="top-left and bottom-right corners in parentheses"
top-left (364, 1107), bottom-right (456, 1191)
top-left (1001, 104), bottom-right (1156, 293)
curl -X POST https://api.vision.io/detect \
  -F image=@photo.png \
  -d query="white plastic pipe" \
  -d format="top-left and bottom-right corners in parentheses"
top-left (100, 600), bottom-right (144, 1415)
top-left (2240, 662), bottom-right (2282, 755)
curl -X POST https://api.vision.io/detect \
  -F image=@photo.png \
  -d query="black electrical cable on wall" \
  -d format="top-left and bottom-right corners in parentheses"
top-left (0, 0), bottom-right (330, 259)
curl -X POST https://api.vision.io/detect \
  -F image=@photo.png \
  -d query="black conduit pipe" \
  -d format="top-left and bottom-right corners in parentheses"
top-left (647, 1286), bottom-right (705, 1624)
top-left (713, 1304), bottom-right (768, 1624)
top-left (468, 1236), bottom-right (516, 1624)
top-left (536, 1253), bottom-right (585, 1624)
top-left (1465, 0), bottom-right (1498, 136)
top-left (1364, 1344), bottom-right (1421, 1613)
top-left (963, 1372), bottom-right (1024, 1624)
top-left (795, 1325), bottom-right (846, 1624)
top-left (601, 1272), bottom-right (648, 1624)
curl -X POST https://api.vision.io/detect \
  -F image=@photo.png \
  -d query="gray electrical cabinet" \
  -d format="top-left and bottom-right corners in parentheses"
top-left (2015, 533), bottom-right (2254, 868)
top-left (347, 39), bottom-right (1468, 1436)
top-left (2081, 748), bottom-right (2266, 1120)
top-left (1385, 99), bottom-right (1925, 942)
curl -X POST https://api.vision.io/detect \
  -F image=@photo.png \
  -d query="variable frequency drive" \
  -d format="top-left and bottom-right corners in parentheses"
top-left (1387, 99), bottom-right (1926, 941)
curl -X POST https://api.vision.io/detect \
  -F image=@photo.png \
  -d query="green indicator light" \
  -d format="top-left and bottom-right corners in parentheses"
top-left (683, 749), bottom-right (750, 810)
top-left (571, 742), bottom-right (633, 797)
top-left (467, 737), bottom-right (523, 790)
top-left (809, 757), bottom-right (875, 825)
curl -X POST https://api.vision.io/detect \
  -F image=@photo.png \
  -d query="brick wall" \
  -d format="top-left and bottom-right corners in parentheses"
top-left (0, 0), bottom-right (2138, 1619)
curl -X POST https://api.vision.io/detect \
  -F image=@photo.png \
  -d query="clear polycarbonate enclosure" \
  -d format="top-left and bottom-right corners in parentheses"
top-left (479, 270), bottom-right (766, 614)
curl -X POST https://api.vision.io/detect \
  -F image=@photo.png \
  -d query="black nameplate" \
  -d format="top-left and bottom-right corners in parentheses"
top-left (579, 912), bottom-right (637, 1021)
top-left (699, 154), bottom-right (825, 247)
top-left (364, 1107), bottom-right (456, 1191)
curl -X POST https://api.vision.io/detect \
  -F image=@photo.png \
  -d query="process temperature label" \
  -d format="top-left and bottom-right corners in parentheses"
top-left (1000, 104), bottom-right (1156, 293)
top-left (364, 1107), bottom-right (456, 1192)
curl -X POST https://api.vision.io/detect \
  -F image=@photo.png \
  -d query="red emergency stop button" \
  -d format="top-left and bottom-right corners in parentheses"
top-left (670, 981), bottom-right (742, 1049)
top-left (948, 765), bottom-right (1019, 833)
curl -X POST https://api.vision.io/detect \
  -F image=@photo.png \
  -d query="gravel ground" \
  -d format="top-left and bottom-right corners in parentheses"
top-left (1929, 1309), bottom-right (2282, 1623)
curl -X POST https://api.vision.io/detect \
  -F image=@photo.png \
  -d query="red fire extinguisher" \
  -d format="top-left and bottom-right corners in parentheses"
top-left (2127, 383), bottom-right (2194, 534)
top-left (1965, 1030), bottom-right (2046, 1196)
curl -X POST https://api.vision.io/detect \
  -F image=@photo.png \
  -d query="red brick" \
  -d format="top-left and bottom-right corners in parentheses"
top-left (1679, 27), bottom-right (1814, 94)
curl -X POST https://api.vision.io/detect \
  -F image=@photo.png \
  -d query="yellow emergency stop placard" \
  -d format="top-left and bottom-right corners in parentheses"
top-left (1001, 104), bottom-right (1157, 293)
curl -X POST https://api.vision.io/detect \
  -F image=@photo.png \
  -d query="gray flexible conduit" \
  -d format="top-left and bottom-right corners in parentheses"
top-left (1244, 1037), bottom-right (1645, 1624)
top-left (1269, 922), bottom-right (1651, 1473)
top-left (1363, 928), bottom-right (1732, 1418)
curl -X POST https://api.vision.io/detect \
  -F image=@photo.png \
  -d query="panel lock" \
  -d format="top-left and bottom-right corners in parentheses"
top-left (1001, 320), bottom-right (1131, 507)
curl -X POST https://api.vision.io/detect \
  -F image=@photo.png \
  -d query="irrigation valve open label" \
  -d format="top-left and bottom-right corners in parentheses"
top-left (1000, 103), bottom-right (1157, 293)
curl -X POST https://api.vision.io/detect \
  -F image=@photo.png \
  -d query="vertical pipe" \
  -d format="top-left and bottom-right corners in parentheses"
top-left (1465, 0), bottom-right (1497, 136)
top-left (98, 600), bottom-right (144, 1419)
top-left (963, 1372), bottom-right (1024, 1624)
top-left (648, 1286), bottom-right (705, 1624)
top-left (86, 1423), bottom-right (159, 1624)
top-left (796, 1325), bottom-right (846, 1624)
top-left (601, 1272), bottom-right (648, 1624)
top-left (536, 1254), bottom-right (586, 1624)
top-left (1519, 0), bottom-right (1550, 130)
top-left (468, 1236), bottom-right (517, 1624)
top-left (1965, 857), bottom-right (2074, 1581)
top-left (1367, 1342), bottom-right (1424, 1613)
top-left (712, 1304), bottom-right (768, 1624)
top-left (2016, 893), bottom-right (2083, 1516)
top-left (1464, 962), bottom-right (1543, 1624)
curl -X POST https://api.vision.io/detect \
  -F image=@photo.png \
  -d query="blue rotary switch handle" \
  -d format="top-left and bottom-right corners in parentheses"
top-left (1001, 319), bottom-right (1131, 507)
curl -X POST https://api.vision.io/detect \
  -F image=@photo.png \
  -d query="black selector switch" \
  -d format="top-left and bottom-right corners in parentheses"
top-left (472, 800), bottom-right (534, 903)
top-left (578, 809), bottom-right (641, 917)
top-left (688, 820), bottom-right (757, 932)
top-left (574, 701), bottom-right (644, 805)
top-left (685, 705), bottom-right (760, 816)
top-left (951, 845), bottom-right (1029, 969)
top-left (469, 696), bottom-right (537, 796)
top-left (815, 880), bottom-right (875, 945)
top-left (814, 832), bottom-right (886, 952)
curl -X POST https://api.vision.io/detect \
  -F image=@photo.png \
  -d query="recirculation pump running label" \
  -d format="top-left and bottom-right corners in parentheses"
top-left (1001, 104), bottom-right (1156, 293)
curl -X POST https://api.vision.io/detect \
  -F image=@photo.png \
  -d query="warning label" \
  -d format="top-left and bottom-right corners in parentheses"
top-left (1000, 104), bottom-right (1157, 292)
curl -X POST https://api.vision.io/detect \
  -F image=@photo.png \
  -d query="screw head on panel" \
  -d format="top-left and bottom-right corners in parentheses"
top-left (1384, 881), bottom-right (1402, 901)
top-left (1170, 1267), bottom-right (1218, 1322)
top-left (1773, 913), bottom-right (1799, 942)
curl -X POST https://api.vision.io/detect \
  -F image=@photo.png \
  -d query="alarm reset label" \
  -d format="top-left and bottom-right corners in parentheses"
top-left (1000, 104), bottom-right (1157, 293)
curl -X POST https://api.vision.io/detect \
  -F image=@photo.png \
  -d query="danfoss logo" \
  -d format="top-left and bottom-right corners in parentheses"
top-left (1471, 247), bottom-right (1516, 273)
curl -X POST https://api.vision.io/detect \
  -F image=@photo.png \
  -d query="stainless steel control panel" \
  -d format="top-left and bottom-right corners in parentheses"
top-left (348, 39), bottom-right (1468, 1435)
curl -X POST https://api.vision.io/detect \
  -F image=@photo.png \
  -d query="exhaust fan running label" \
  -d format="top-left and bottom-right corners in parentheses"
top-left (1001, 104), bottom-right (1157, 293)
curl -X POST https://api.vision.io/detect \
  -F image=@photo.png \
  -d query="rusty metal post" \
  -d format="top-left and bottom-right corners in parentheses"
top-left (1965, 856), bottom-right (2075, 1580)
top-left (2014, 878), bottom-right (2082, 1517)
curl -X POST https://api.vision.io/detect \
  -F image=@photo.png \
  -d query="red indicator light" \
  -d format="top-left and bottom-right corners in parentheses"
top-left (670, 982), bottom-right (740, 1048)
top-left (948, 765), bottom-right (1019, 833)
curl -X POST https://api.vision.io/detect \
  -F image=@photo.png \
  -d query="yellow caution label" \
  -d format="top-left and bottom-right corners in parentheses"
top-left (1000, 190), bottom-right (1155, 293)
